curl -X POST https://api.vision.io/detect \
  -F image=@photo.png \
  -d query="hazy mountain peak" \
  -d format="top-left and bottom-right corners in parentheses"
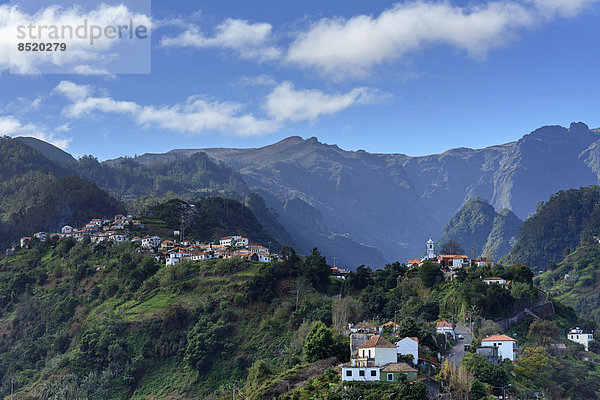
top-left (569, 121), bottom-right (590, 132)
top-left (16, 136), bottom-right (76, 164)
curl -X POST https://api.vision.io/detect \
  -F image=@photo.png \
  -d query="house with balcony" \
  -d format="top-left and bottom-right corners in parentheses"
top-left (480, 335), bottom-right (518, 361)
top-left (436, 321), bottom-right (455, 339)
top-left (342, 335), bottom-right (418, 383)
top-left (567, 327), bottom-right (594, 351)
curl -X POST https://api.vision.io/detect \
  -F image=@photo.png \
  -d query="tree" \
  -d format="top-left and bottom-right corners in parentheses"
top-left (418, 261), bottom-right (442, 288)
top-left (441, 240), bottom-right (465, 255)
top-left (513, 346), bottom-right (557, 391)
top-left (469, 379), bottom-right (488, 400)
top-left (303, 321), bottom-right (335, 362)
top-left (184, 317), bottom-right (230, 372)
top-left (507, 263), bottom-right (533, 286)
top-left (527, 320), bottom-right (559, 347)
top-left (302, 248), bottom-right (330, 292)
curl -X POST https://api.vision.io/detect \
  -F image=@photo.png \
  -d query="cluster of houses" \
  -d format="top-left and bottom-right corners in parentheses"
top-left (407, 239), bottom-right (495, 271)
top-left (404, 239), bottom-right (508, 285)
top-left (18, 214), bottom-right (148, 248)
top-left (11, 216), bottom-right (274, 266)
top-left (164, 235), bottom-right (272, 266)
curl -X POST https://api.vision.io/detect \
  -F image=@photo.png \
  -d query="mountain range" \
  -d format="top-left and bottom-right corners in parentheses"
top-left (5, 121), bottom-right (600, 267)
top-left (116, 122), bottom-right (600, 266)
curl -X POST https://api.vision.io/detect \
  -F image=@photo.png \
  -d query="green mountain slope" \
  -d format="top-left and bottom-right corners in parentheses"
top-left (149, 197), bottom-right (280, 249)
top-left (0, 137), bottom-right (124, 249)
top-left (502, 186), bottom-right (600, 271)
top-left (437, 197), bottom-right (522, 259)
top-left (536, 242), bottom-right (600, 323)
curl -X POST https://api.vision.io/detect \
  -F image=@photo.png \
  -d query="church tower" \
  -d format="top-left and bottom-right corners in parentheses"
top-left (426, 239), bottom-right (435, 260)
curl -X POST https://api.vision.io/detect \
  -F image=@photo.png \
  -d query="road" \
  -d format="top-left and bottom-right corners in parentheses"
top-left (445, 323), bottom-right (472, 367)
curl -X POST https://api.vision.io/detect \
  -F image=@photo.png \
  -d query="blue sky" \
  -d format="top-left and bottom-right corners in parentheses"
top-left (0, 0), bottom-right (599, 160)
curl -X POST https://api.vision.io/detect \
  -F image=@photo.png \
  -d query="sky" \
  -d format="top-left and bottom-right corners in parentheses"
top-left (0, 0), bottom-right (599, 160)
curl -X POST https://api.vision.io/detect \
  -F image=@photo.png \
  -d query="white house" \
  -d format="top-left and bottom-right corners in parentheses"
top-left (91, 233), bottom-right (107, 243)
top-left (33, 232), bottom-right (47, 242)
top-left (438, 255), bottom-right (469, 270)
top-left (396, 337), bottom-right (419, 365)
top-left (61, 225), bottom-right (73, 234)
top-left (436, 321), bottom-right (455, 339)
top-left (248, 245), bottom-right (269, 255)
top-left (355, 335), bottom-right (397, 367)
top-left (480, 335), bottom-right (517, 361)
top-left (166, 249), bottom-right (190, 266)
top-left (343, 335), bottom-right (397, 382)
top-left (483, 277), bottom-right (507, 285)
top-left (219, 236), bottom-right (241, 247)
top-left (109, 233), bottom-right (127, 242)
top-left (567, 327), bottom-right (594, 351)
top-left (142, 236), bottom-right (161, 248)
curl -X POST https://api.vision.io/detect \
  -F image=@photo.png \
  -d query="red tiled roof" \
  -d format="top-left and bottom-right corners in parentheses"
top-left (357, 335), bottom-right (396, 349)
top-left (483, 277), bottom-right (505, 280)
top-left (436, 321), bottom-right (453, 328)
top-left (438, 255), bottom-right (468, 259)
top-left (407, 258), bottom-right (420, 264)
top-left (482, 334), bottom-right (516, 342)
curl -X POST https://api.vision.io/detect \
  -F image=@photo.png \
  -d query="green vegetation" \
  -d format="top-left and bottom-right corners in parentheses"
top-left (503, 185), bottom-right (600, 270)
top-left (536, 242), bottom-right (600, 323)
top-left (437, 197), bottom-right (522, 259)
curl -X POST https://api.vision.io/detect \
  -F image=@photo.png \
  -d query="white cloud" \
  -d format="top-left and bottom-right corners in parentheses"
top-left (0, 115), bottom-right (71, 149)
top-left (265, 81), bottom-right (388, 122)
top-left (0, 3), bottom-right (151, 74)
top-left (55, 80), bottom-right (384, 136)
top-left (160, 18), bottom-right (282, 61)
top-left (285, 0), bottom-right (599, 77)
top-left (54, 80), bottom-right (93, 101)
top-left (55, 81), bottom-right (279, 137)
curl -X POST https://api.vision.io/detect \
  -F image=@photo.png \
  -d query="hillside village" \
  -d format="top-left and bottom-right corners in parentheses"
top-left (334, 237), bottom-right (596, 392)
top-left (9, 214), bottom-right (274, 265)
top-left (4, 216), bottom-right (599, 397)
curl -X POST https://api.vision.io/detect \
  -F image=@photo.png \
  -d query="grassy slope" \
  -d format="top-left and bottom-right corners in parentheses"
top-left (0, 240), bottom-right (318, 399)
top-left (536, 243), bottom-right (600, 323)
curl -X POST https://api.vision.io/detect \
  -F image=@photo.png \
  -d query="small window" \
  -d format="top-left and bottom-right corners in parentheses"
top-left (346, 370), bottom-right (352, 377)
top-left (370, 370), bottom-right (377, 377)
top-left (387, 373), bottom-right (394, 381)
top-left (359, 370), bottom-right (365, 377)
top-left (498, 343), bottom-right (502, 345)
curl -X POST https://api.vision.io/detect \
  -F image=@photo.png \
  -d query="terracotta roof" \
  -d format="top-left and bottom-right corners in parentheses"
top-left (407, 258), bottom-right (420, 264)
top-left (382, 362), bottom-right (417, 373)
top-left (353, 321), bottom-right (375, 329)
top-left (483, 277), bottom-right (505, 280)
top-left (380, 321), bottom-right (400, 328)
top-left (482, 334), bottom-right (516, 342)
top-left (357, 335), bottom-right (396, 349)
top-left (439, 254), bottom-right (468, 259)
top-left (436, 321), bottom-right (453, 328)
top-left (409, 337), bottom-right (419, 343)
